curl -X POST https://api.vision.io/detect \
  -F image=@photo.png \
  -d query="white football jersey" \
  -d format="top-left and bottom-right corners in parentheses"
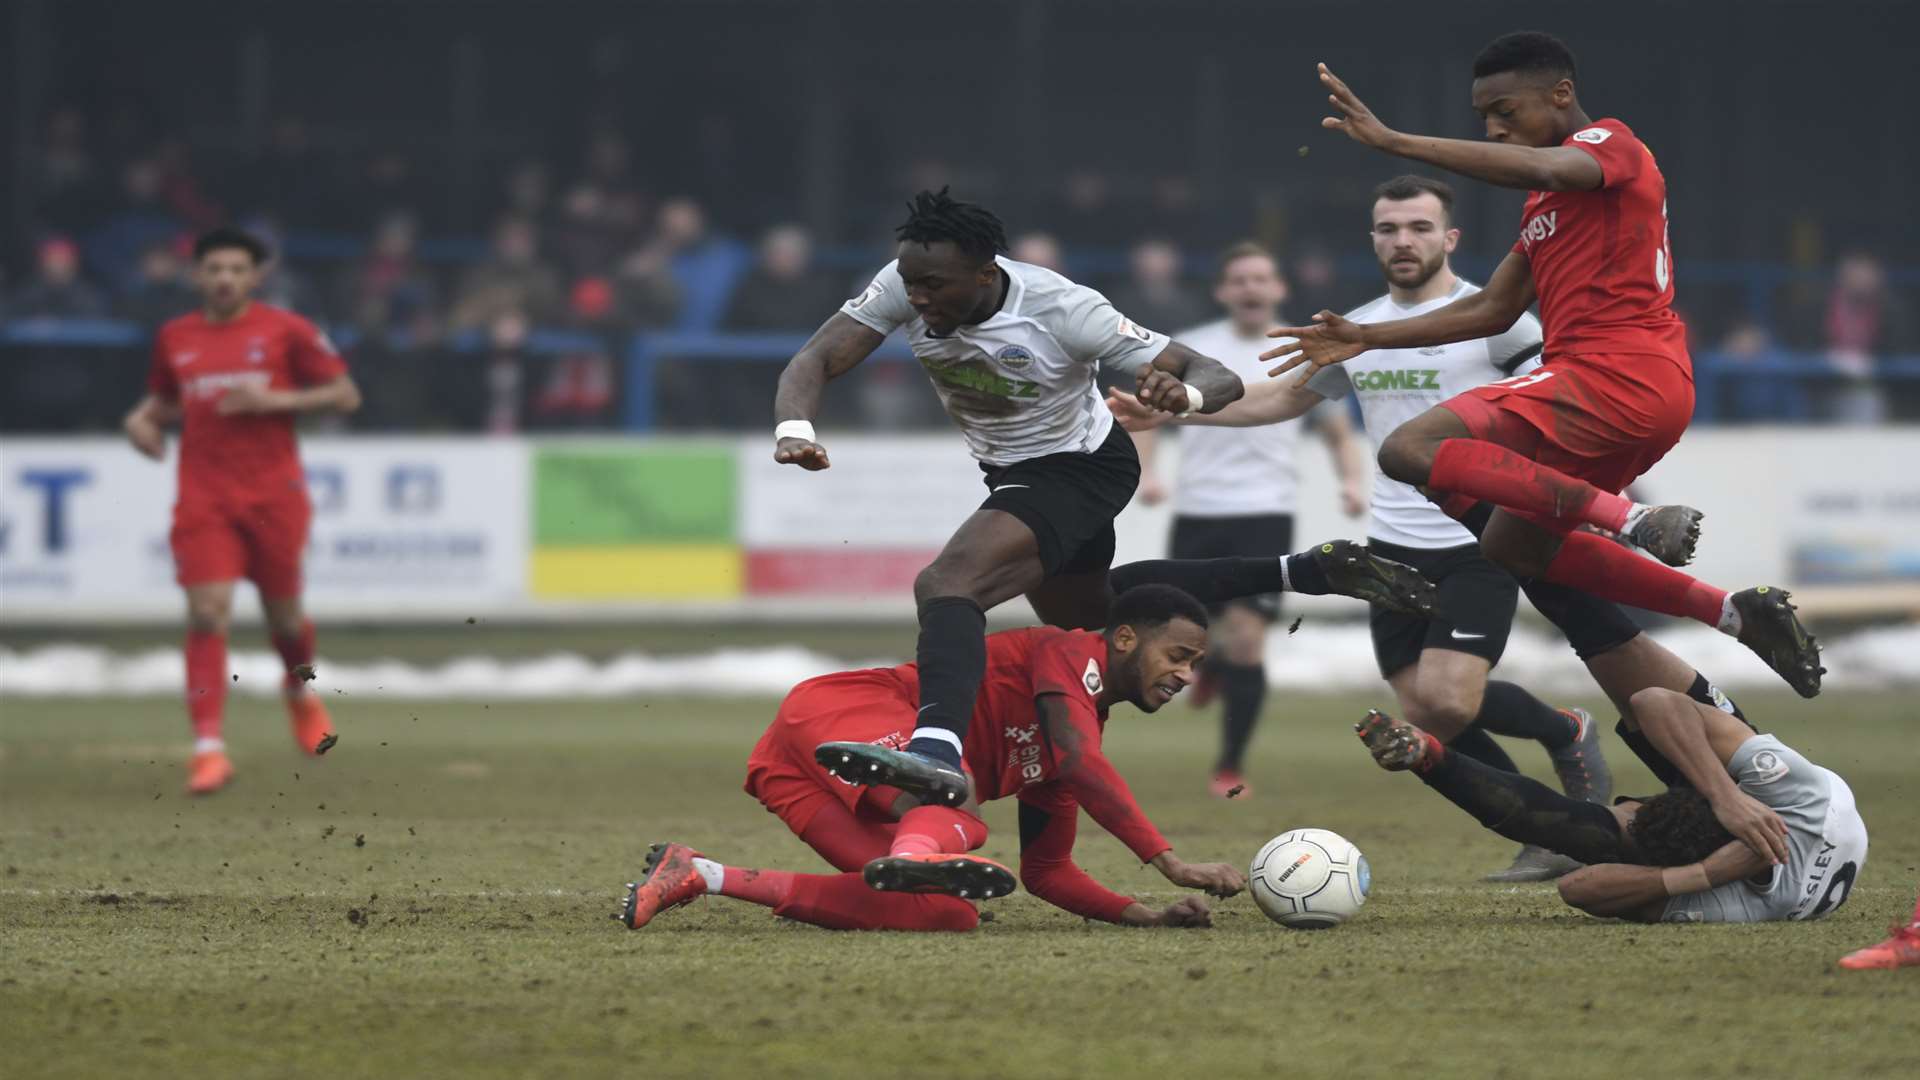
top-left (1306, 280), bottom-right (1543, 549)
top-left (1660, 735), bottom-right (1869, 924)
top-left (840, 256), bottom-right (1170, 466)
top-left (1169, 319), bottom-right (1309, 517)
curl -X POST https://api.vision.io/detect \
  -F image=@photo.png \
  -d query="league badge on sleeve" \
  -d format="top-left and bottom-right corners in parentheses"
top-left (849, 280), bottom-right (884, 310)
top-left (1082, 658), bottom-right (1103, 696)
top-left (1117, 317), bottom-right (1155, 344)
top-left (1572, 127), bottom-right (1613, 145)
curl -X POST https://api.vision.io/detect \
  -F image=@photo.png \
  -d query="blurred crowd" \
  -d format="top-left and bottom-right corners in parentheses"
top-left (6, 108), bottom-right (1917, 430)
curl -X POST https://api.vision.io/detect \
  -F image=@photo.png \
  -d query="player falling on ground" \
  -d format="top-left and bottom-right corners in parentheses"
top-left (1264, 32), bottom-right (1822, 697)
top-left (1131, 241), bottom-right (1371, 798)
top-left (121, 227), bottom-right (362, 795)
top-left (622, 586), bottom-right (1245, 931)
top-left (1357, 684), bottom-right (1867, 924)
top-left (1112, 176), bottom-right (1613, 881)
top-left (1839, 894), bottom-right (1920, 970)
top-left (772, 188), bottom-right (1437, 807)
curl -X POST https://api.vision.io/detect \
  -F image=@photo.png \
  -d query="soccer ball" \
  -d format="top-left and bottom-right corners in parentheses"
top-left (1248, 828), bottom-right (1370, 929)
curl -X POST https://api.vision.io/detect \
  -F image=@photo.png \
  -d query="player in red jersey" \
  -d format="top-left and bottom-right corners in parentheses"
top-left (1263, 33), bottom-right (1822, 698)
top-left (121, 227), bottom-right (362, 795)
top-left (621, 585), bottom-right (1245, 931)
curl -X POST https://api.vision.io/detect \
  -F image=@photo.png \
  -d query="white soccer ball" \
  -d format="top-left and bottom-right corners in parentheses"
top-left (1248, 828), bottom-right (1370, 929)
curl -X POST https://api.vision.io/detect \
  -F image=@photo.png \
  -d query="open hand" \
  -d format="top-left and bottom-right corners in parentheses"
top-left (1712, 790), bottom-right (1790, 865)
top-left (1317, 63), bottom-right (1396, 149)
top-left (1105, 390), bottom-right (1175, 433)
top-left (774, 437), bottom-right (831, 471)
top-left (1262, 311), bottom-right (1369, 385)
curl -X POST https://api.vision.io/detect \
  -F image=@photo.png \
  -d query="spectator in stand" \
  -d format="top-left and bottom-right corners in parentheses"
top-left (483, 309), bottom-right (531, 434)
top-left (554, 183), bottom-right (630, 282)
top-left (341, 211), bottom-right (440, 343)
top-left (1715, 319), bottom-right (1802, 422)
top-left (247, 117), bottom-right (330, 228)
top-left (1108, 238), bottom-right (1212, 334)
top-left (86, 157), bottom-right (188, 293)
top-left (723, 225), bottom-right (843, 331)
top-left (9, 236), bottom-right (108, 318)
top-left (242, 216), bottom-right (322, 317)
top-left (1819, 252), bottom-right (1913, 424)
top-left (453, 216), bottom-right (564, 330)
top-left (32, 107), bottom-right (105, 232)
top-left (152, 137), bottom-right (223, 230)
top-left (615, 198), bottom-right (716, 329)
top-left (119, 237), bottom-right (199, 327)
top-left (503, 160), bottom-right (554, 225)
top-left (1010, 232), bottom-right (1066, 274)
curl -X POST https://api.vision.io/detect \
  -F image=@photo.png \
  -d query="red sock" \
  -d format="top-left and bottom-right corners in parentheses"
top-left (1430, 440), bottom-right (1632, 534)
top-left (888, 806), bottom-right (989, 858)
top-left (718, 865), bottom-right (797, 908)
top-left (773, 872), bottom-right (977, 931)
top-left (272, 618), bottom-right (316, 691)
top-left (185, 630), bottom-right (228, 741)
top-left (1543, 532), bottom-right (1727, 626)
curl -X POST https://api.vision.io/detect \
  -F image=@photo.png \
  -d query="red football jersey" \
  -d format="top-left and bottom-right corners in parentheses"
top-left (148, 304), bottom-right (347, 505)
top-left (888, 626), bottom-right (1169, 861)
top-left (1512, 118), bottom-right (1689, 364)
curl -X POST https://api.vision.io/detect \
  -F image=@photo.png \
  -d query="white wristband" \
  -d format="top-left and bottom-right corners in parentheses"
top-left (1178, 383), bottom-right (1204, 418)
top-left (775, 420), bottom-right (816, 443)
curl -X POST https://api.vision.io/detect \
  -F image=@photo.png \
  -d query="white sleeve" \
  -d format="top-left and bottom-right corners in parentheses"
top-left (1053, 283), bottom-right (1171, 372)
top-left (1305, 363), bottom-right (1354, 400)
top-left (837, 261), bottom-right (916, 335)
top-left (1729, 735), bottom-right (1825, 816)
top-left (1486, 309), bottom-right (1545, 374)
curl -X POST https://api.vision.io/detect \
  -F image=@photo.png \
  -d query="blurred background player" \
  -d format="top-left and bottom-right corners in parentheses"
top-left (1113, 177), bottom-right (1613, 880)
top-left (1132, 241), bottom-right (1369, 798)
top-left (120, 227), bottom-right (363, 794)
top-left (1267, 34), bottom-right (1824, 697)
top-left (622, 585), bottom-right (1245, 931)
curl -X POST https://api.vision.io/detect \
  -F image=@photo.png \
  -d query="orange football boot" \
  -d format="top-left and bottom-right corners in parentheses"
top-left (185, 750), bottom-right (234, 795)
top-left (1838, 923), bottom-right (1920, 971)
top-left (622, 843), bottom-right (709, 929)
top-left (287, 688), bottom-right (335, 755)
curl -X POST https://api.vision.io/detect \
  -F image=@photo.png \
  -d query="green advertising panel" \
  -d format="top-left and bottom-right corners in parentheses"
top-left (534, 445), bottom-right (736, 544)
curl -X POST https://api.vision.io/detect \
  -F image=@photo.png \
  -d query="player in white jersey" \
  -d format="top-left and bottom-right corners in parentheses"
top-left (772, 189), bottom-right (1439, 807)
top-left (1132, 242), bottom-right (1370, 798)
top-left (1358, 687), bottom-right (1868, 925)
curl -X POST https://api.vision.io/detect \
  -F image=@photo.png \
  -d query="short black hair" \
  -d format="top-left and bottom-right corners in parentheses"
top-left (1216, 240), bottom-right (1278, 280)
top-left (193, 226), bottom-right (270, 265)
top-left (1372, 175), bottom-right (1455, 223)
top-left (1472, 31), bottom-right (1577, 84)
top-left (1106, 584), bottom-right (1208, 640)
top-left (1627, 788), bottom-right (1736, 867)
top-left (895, 187), bottom-right (1008, 265)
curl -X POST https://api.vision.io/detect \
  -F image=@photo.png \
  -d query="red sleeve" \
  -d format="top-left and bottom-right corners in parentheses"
top-left (1040, 693), bottom-right (1172, 864)
top-left (147, 330), bottom-right (179, 400)
top-left (1566, 122), bottom-right (1644, 189)
top-left (285, 314), bottom-right (348, 386)
top-left (1016, 785), bottom-right (1137, 924)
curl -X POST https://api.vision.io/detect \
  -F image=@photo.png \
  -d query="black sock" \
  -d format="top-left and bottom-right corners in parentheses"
top-left (1472, 681), bottom-right (1577, 750)
top-left (907, 596), bottom-right (984, 769)
top-left (1109, 553), bottom-right (1327, 605)
top-left (1447, 726), bottom-right (1519, 774)
top-left (1418, 746), bottom-right (1627, 865)
top-left (1215, 662), bottom-right (1266, 772)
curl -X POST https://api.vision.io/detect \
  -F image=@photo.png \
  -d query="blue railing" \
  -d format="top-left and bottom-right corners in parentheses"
top-left (5, 318), bottom-right (1917, 429)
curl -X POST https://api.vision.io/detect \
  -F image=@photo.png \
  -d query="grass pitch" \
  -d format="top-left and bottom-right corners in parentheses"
top-left (2, 687), bottom-right (1916, 1080)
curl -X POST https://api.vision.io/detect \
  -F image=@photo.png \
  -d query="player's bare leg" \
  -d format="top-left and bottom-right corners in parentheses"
top-left (263, 594), bottom-right (333, 754)
top-left (1839, 893), bottom-right (1920, 971)
top-left (183, 581), bottom-right (236, 794)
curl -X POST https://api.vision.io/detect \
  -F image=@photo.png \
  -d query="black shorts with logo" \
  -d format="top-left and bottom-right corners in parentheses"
top-left (1368, 538), bottom-right (1518, 677)
top-left (1168, 513), bottom-right (1295, 620)
top-left (979, 423), bottom-right (1140, 577)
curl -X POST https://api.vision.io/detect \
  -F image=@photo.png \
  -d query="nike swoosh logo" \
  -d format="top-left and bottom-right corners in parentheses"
top-left (1450, 630), bottom-right (1487, 640)
top-left (992, 485), bottom-right (1029, 493)
top-left (918, 704), bottom-right (939, 715)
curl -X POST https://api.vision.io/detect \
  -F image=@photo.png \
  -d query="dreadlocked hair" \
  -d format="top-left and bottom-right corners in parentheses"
top-left (1627, 788), bottom-right (1737, 867)
top-left (895, 187), bottom-right (1008, 265)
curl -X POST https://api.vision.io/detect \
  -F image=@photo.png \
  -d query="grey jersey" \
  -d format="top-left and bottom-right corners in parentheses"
top-left (1306, 281), bottom-right (1542, 548)
top-left (1660, 735), bottom-right (1869, 924)
top-left (839, 256), bottom-right (1170, 466)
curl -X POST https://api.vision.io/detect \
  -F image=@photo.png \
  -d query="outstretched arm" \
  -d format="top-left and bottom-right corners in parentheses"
top-left (1313, 64), bottom-right (1602, 192)
top-left (1633, 688), bottom-right (1789, 864)
top-left (1017, 798), bottom-right (1211, 927)
top-left (1108, 378), bottom-right (1325, 432)
top-left (1314, 404), bottom-right (1370, 518)
top-left (1134, 341), bottom-right (1245, 416)
top-left (771, 313), bottom-right (887, 470)
top-left (1263, 253), bottom-right (1536, 383)
top-left (1557, 840), bottom-right (1771, 922)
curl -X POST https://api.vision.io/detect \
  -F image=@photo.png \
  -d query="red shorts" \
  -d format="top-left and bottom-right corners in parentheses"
top-left (744, 669), bottom-right (919, 836)
top-left (170, 491), bottom-right (312, 596)
top-left (1441, 353), bottom-right (1695, 496)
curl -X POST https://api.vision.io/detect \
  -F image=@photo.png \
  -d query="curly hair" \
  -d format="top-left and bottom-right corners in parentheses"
top-left (895, 187), bottom-right (1008, 265)
top-left (1626, 788), bottom-right (1736, 867)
